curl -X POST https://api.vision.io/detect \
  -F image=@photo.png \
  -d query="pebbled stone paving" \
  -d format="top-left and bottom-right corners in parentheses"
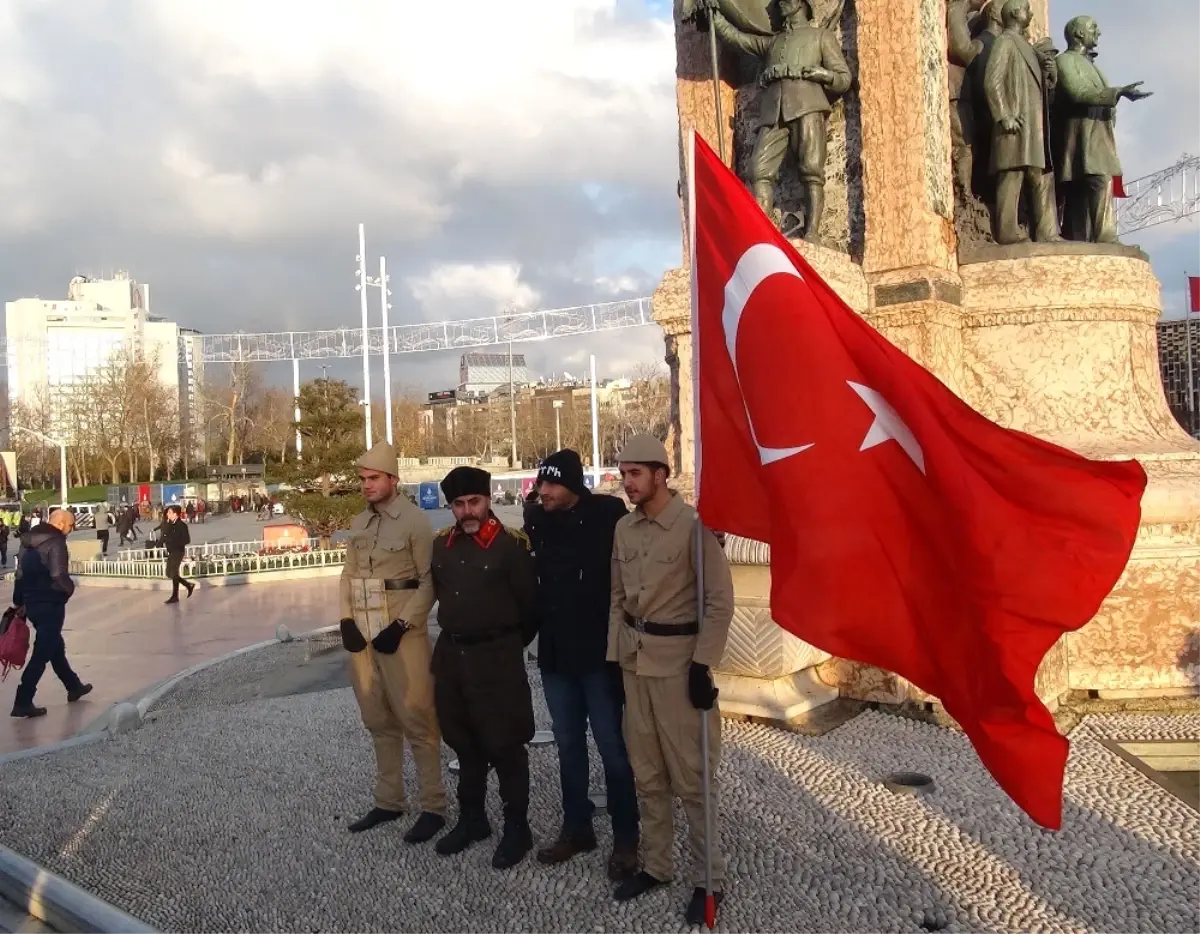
top-left (0, 643), bottom-right (1195, 934)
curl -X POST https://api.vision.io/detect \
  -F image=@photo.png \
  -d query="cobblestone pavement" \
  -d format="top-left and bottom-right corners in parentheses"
top-left (0, 643), bottom-right (1195, 934)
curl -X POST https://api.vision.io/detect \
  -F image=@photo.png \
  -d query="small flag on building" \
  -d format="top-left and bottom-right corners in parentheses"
top-left (1112, 175), bottom-right (1127, 198)
top-left (1188, 275), bottom-right (1199, 314)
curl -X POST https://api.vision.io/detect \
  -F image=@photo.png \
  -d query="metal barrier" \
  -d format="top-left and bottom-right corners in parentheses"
top-left (110, 538), bottom-right (322, 563)
top-left (73, 545), bottom-right (344, 578)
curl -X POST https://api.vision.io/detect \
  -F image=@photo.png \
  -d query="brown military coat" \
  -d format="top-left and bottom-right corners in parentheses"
top-left (607, 493), bottom-right (734, 678)
top-left (340, 494), bottom-right (435, 633)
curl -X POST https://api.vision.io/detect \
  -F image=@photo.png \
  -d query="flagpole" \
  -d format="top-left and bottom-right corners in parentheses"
top-left (1186, 273), bottom-right (1196, 437)
top-left (706, 12), bottom-right (727, 162)
top-left (686, 126), bottom-right (717, 931)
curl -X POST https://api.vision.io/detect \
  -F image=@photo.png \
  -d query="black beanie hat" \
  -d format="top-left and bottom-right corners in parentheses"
top-left (441, 466), bottom-right (492, 502)
top-left (538, 449), bottom-right (586, 495)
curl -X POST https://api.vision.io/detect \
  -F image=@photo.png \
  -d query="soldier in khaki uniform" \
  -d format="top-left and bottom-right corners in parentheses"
top-left (339, 442), bottom-right (447, 844)
top-left (607, 435), bottom-right (734, 926)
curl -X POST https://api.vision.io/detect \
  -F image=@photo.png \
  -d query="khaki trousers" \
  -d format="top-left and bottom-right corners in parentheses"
top-left (623, 669), bottom-right (725, 887)
top-left (348, 632), bottom-right (447, 815)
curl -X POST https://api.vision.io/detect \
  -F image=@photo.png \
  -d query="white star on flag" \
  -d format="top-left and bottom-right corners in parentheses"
top-left (848, 381), bottom-right (926, 474)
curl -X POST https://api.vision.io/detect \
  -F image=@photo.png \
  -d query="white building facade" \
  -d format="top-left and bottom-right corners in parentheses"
top-left (5, 272), bottom-right (203, 447)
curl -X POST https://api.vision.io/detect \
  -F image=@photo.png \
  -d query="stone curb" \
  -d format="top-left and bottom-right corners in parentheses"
top-left (0, 843), bottom-right (156, 933)
top-left (74, 565), bottom-right (343, 590)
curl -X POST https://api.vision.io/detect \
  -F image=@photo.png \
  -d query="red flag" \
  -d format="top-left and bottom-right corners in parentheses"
top-left (1112, 175), bottom-right (1127, 198)
top-left (1188, 275), bottom-right (1199, 314)
top-left (689, 132), bottom-right (1146, 829)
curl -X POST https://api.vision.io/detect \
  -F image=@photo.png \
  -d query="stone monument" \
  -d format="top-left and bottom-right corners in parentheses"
top-left (655, 0), bottom-right (1199, 723)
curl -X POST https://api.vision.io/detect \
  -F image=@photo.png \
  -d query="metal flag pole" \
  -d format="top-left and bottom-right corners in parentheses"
top-left (686, 124), bottom-right (718, 931)
top-left (356, 224), bottom-right (373, 448)
top-left (1185, 274), bottom-right (1196, 438)
top-left (706, 10), bottom-right (726, 162)
top-left (380, 256), bottom-right (394, 447)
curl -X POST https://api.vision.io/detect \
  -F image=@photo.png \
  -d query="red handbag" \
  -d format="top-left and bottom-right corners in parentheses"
top-left (0, 605), bottom-right (30, 681)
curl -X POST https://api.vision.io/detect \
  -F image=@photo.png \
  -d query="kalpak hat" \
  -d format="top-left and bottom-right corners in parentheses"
top-left (441, 466), bottom-right (492, 502)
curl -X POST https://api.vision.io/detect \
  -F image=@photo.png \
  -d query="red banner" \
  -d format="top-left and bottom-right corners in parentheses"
top-left (1189, 275), bottom-right (1199, 314)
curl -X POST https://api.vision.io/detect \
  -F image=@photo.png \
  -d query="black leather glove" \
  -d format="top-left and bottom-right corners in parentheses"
top-left (371, 619), bottom-right (409, 655)
top-left (339, 618), bottom-right (367, 653)
top-left (688, 662), bottom-right (719, 710)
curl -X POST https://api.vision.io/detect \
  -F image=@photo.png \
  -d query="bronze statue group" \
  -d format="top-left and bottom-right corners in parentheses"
top-left (339, 437), bottom-right (734, 927)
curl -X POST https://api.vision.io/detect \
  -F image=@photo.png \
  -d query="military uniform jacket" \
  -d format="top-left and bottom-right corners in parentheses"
top-left (431, 516), bottom-right (537, 645)
top-left (607, 493), bottom-right (734, 678)
top-left (713, 18), bottom-right (851, 127)
top-left (1052, 50), bottom-right (1121, 180)
top-left (340, 495), bottom-right (435, 636)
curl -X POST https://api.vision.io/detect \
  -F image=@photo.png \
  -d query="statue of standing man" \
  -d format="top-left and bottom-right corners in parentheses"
top-left (702, 0), bottom-right (852, 242)
top-left (1052, 15), bottom-right (1152, 243)
top-left (983, 0), bottom-right (1062, 245)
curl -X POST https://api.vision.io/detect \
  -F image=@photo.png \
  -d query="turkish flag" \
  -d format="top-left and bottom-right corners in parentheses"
top-left (1112, 175), bottom-right (1127, 198)
top-left (689, 132), bottom-right (1146, 829)
top-left (1188, 275), bottom-right (1199, 314)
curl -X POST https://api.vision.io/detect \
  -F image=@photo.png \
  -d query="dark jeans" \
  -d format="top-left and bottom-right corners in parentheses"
top-left (16, 609), bottom-right (82, 706)
top-left (97, 530), bottom-right (109, 555)
top-left (542, 667), bottom-right (639, 845)
top-left (166, 552), bottom-right (191, 599)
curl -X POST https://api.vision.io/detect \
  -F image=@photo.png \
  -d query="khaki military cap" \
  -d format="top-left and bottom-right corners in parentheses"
top-left (617, 434), bottom-right (670, 472)
top-left (355, 442), bottom-right (399, 476)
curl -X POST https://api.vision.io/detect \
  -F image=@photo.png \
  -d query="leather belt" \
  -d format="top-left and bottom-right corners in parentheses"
top-left (624, 612), bottom-right (699, 637)
top-left (383, 579), bottom-right (420, 591)
top-left (443, 627), bottom-right (518, 646)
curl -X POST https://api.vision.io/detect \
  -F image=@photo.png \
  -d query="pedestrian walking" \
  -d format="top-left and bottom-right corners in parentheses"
top-left (95, 504), bottom-right (111, 556)
top-left (607, 435), bottom-right (734, 925)
top-left (430, 466), bottom-right (539, 869)
top-left (10, 508), bottom-right (92, 718)
top-left (0, 522), bottom-right (9, 568)
top-left (162, 505), bottom-right (194, 604)
top-left (523, 449), bottom-right (640, 879)
top-left (339, 442), bottom-right (447, 843)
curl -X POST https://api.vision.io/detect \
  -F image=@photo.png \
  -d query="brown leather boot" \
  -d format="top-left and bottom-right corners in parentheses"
top-left (536, 830), bottom-right (597, 865)
top-left (607, 839), bottom-right (639, 881)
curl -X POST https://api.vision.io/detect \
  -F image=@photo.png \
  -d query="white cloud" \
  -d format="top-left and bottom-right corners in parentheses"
top-left (406, 262), bottom-right (540, 319)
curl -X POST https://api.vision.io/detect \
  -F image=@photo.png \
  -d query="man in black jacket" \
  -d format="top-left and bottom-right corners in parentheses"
top-left (11, 508), bottom-right (92, 718)
top-left (162, 505), bottom-right (194, 604)
top-left (524, 449), bottom-right (639, 880)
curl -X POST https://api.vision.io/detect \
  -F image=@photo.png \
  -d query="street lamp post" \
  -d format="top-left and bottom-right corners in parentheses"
top-left (355, 223), bottom-right (373, 449)
top-left (12, 426), bottom-right (68, 510)
top-left (364, 257), bottom-right (394, 447)
top-left (552, 400), bottom-right (564, 451)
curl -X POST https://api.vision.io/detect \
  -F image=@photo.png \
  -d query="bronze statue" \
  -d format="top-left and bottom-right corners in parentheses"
top-left (982, 0), bottom-right (1062, 244)
top-left (703, 0), bottom-right (852, 242)
top-left (946, 0), bottom-right (986, 193)
top-left (1052, 15), bottom-right (1152, 243)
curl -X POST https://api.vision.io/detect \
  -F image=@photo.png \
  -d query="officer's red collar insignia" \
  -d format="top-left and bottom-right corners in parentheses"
top-left (447, 516), bottom-right (502, 550)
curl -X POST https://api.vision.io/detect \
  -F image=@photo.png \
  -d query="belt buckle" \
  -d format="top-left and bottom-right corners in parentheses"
top-left (634, 617), bottom-right (647, 634)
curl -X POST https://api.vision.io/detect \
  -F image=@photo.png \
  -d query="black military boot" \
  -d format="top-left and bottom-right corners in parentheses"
top-left (435, 810), bottom-right (491, 856)
top-left (347, 807), bottom-right (403, 833)
top-left (491, 809), bottom-right (533, 870)
top-left (403, 811), bottom-right (446, 845)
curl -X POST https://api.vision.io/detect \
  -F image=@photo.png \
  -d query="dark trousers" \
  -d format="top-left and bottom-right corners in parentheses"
top-left (16, 609), bottom-right (81, 706)
top-left (166, 552), bottom-right (191, 599)
top-left (542, 667), bottom-right (639, 845)
top-left (97, 530), bottom-right (109, 555)
top-left (0, 541), bottom-right (7, 566)
top-left (455, 743), bottom-right (529, 819)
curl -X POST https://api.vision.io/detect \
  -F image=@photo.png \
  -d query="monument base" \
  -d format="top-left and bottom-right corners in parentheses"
top-left (714, 668), bottom-right (839, 723)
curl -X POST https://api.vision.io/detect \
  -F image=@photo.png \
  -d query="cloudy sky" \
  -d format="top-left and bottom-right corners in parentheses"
top-left (0, 0), bottom-right (1195, 396)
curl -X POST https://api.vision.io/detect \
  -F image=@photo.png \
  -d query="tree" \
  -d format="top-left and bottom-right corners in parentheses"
top-left (284, 378), bottom-right (363, 496)
top-left (282, 492), bottom-right (366, 546)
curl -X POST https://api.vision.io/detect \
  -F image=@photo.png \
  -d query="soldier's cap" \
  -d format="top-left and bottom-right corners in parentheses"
top-left (441, 465), bottom-right (491, 502)
top-left (616, 434), bottom-right (671, 475)
top-left (355, 442), bottom-right (399, 477)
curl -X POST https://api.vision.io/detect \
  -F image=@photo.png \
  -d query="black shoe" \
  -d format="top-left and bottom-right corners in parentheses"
top-left (165, 597), bottom-right (179, 605)
top-left (67, 683), bottom-right (93, 703)
top-left (10, 702), bottom-right (47, 718)
top-left (347, 807), bottom-right (403, 833)
top-left (614, 870), bottom-right (668, 902)
top-left (435, 812), bottom-right (492, 856)
top-left (403, 811), bottom-right (446, 844)
top-left (186, 584), bottom-right (195, 598)
top-left (492, 814), bottom-right (533, 870)
top-left (684, 887), bottom-right (725, 927)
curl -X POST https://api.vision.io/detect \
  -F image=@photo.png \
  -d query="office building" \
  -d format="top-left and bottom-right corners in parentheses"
top-left (4, 272), bottom-right (203, 443)
top-left (1157, 317), bottom-right (1199, 438)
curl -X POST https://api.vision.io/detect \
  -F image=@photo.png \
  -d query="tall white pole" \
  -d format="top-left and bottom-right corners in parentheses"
top-left (380, 256), bottom-right (394, 447)
top-left (292, 358), bottom-right (303, 460)
top-left (509, 341), bottom-right (518, 467)
top-left (554, 405), bottom-right (562, 451)
top-left (589, 354), bottom-right (600, 486)
top-left (59, 443), bottom-right (68, 511)
top-left (357, 223), bottom-right (373, 448)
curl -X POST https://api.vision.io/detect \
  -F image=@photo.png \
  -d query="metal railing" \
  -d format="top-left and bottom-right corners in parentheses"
top-left (72, 543), bottom-right (345, 578)
top-left (108, 538), bottom-right (322, 563)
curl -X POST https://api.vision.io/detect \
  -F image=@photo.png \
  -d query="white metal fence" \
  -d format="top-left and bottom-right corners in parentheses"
top-left (72, 541), bottom-right (344, 578)
top-left (109, 538), bottom-right (322, 563)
